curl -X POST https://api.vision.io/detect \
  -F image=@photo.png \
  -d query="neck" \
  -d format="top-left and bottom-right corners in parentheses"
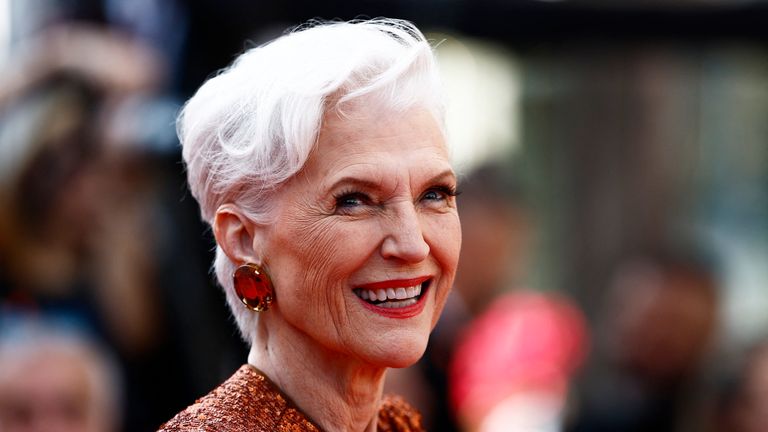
top-left (248, 319), bottom-right (386, 432)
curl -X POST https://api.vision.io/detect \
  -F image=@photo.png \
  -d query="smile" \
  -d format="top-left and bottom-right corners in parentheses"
top-left (353, 277), bottom-right (431, 318)
top-left (353, 284), bottom-right (423, 308)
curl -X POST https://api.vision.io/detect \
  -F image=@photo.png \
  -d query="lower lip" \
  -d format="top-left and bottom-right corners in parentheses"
top-left (357, 284), bottom-right (430, 319)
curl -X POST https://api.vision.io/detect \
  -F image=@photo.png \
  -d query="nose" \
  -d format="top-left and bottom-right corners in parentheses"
top-left (380, 204), bottom-right (430, 263)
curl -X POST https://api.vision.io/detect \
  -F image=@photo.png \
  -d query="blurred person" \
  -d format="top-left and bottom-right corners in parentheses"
top-left (714, 338), bottom-right (768, 432)
top-left (0, 22), bottom-right (168, 355)
top-left (386, 162), bottom-right (588, 432)
top-left (0, 80), bottom-right (161, 352)
top-left (0, 318), bottom-right (121, 432)
top-left (0, 24), bottom-right (163, 107)
top-left (567, 251), bottom-right (720, 432)
top-left (0, 21), bottom-right (215, 430)
top-left (453, 163), bottom-right (531, 316)
top-left (159, 18), bottom-right (460, 431)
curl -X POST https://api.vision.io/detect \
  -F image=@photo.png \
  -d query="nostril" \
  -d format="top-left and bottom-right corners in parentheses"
top-left (380, 233), bottom-right (429, 262)
top-left (379, 205), bottom-right (430, 262)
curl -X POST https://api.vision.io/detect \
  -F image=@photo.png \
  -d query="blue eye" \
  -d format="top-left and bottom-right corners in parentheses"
top-left (334, 192), bottom-right (370, 213)
top-left (422, 185), bottom-right (458, 202)
top-left (338, 194), bottom-right (362, 207)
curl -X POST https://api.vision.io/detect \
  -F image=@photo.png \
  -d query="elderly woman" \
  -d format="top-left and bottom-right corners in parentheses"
top-left (159, 19), bottom-right (461, 432)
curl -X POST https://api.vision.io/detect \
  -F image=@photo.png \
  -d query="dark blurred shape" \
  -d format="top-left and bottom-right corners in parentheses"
top-left (0, 25), bottom-right (165, 352)
top-left (454, 162), bottom-right (530, 316)
top-left (607, 253), bottom-right (719, 383)
top-left (0, 317), bottom-right (121, 432)
top-left (567, 250), bottom-right (720, 432)
top-left (0, 20), bottom-right (246, 431)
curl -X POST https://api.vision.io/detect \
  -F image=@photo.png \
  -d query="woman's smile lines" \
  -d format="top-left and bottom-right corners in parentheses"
top-left (354, 285), bottom-right (422, 307)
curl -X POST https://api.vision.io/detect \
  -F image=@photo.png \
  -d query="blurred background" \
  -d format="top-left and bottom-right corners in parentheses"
top-left (1, 0), bottom-right (767, 431)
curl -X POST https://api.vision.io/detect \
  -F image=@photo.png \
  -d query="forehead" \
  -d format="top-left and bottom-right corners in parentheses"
top-left (0, 349), bottom-right (92, 401)
top-left (306, 105), bottom-right (450, 179)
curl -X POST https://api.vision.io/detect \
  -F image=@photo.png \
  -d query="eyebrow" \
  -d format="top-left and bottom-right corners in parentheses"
top-left (327, 168), bottom-right (456, 192)
top-left (425, 169), bottom-right (458, 185)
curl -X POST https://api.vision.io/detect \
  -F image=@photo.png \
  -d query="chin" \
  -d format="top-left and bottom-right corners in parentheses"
top-left (385, 353), bottom-right (424, 369)
top-left (367, 330), bottom-right (430, 369)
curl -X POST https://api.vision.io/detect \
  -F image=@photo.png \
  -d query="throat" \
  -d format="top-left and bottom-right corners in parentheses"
top-left (247, 327), bottom-right (387, 432)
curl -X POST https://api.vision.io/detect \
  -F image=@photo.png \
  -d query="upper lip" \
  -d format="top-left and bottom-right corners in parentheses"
top-left (355, 276), bottom-right (431, 290)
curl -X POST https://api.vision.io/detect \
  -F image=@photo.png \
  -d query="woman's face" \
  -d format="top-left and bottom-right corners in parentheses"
top-left (260, 103), bottom-right (461, 368)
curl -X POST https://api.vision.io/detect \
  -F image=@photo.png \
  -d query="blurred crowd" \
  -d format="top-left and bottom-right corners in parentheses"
top-left (2, 1), bottom-right (768, 432)
top-left (0, 1), bottom-right (247, 431)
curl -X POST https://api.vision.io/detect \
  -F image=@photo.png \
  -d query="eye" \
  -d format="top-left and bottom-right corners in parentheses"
top-left (421, 185), bottom-right (459, 202)
top-left (334, 191), bottom-right (371, 214)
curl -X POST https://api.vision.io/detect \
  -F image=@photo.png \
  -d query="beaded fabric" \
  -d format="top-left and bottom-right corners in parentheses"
top-left (158, 364), bottom-right (425, 432)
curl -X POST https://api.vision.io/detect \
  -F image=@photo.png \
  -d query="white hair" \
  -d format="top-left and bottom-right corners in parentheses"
top-left (178, 18), bottom-right (446, 345)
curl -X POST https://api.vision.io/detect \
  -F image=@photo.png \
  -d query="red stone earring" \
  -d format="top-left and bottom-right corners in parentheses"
top-left (233, 263), bottom-right (274, 311)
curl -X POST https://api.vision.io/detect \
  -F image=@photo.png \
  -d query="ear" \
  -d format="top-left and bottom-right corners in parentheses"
top-left (213, 204), bottom-right (266, 265)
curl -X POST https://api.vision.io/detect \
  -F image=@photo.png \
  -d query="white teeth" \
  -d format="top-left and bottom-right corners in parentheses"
top-left (354, 282), bottom-right (427, 306)
top-left (378, 298), bottom-right (418, 308)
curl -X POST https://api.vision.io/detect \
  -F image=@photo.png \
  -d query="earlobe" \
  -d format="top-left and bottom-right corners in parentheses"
top-left (213, 204), bottom-right (263, 265)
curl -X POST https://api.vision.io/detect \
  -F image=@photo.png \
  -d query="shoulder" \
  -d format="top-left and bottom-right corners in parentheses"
top-left (377, 394), bottom-right (425, 432)
top-left (157, 365), bottom-right (321, 432)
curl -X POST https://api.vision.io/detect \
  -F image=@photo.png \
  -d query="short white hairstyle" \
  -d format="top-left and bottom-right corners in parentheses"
top-left (178, 18), bottom-right (446, 345)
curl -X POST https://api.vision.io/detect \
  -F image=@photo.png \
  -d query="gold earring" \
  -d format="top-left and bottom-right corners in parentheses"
top-left (233, 263), bottom-right (274, 311)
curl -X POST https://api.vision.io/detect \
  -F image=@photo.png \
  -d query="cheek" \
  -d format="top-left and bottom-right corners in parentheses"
top-left (268, 218), bottom-right (351, 334)
top-left (427, 213), bottom-right (462, 275)
top-left (275, 221), bottom-right (341, 302)
top-left (424, 213), bottom-right (461, 328)
top-left (271, 215), bottom-right (380, 298)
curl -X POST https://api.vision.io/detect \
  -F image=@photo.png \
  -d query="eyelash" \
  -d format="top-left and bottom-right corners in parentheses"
top-left (334, 190), bottom-right (370, 209)
top-left (423, 185), bottom-right (460, 201)
top-left (333, 184), bottom-right (459, 212)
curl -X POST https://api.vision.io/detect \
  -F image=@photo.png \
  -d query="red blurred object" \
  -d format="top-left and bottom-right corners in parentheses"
top-left (449, 291), bottom-right (589, 421)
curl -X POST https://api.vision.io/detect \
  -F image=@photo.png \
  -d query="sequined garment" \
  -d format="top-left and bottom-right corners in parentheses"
top-left (158, 364), bottom-right (425, 432)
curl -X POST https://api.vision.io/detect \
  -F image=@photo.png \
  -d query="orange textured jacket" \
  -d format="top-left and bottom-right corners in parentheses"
top-left (158, 364), bottom-right (425, 432)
